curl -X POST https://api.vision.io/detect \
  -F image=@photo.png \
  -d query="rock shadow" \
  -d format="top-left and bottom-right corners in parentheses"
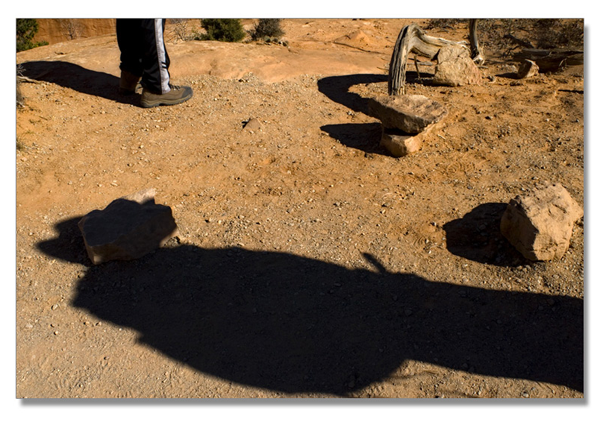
top-left (320, 122), bottom-right (386, 155)
top-left (19, 61), bottom-right (137, 105)
top-left (34, 217), bottom-right (583, 395)
top-left (317, 73), bottom-right (387, 115)
top-left (317, 74), bottom-right (388, 155)
top-left (496, 72), bottom-right (520, 80)
top-left (317, 73), bottom-right (436, 156)
top-left (443, 202), bottom-right (530, 267)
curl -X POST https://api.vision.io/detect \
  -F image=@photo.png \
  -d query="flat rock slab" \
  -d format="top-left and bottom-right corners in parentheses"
top-left (500, 183), bottom-right (583, 261)
top-left (78, 188), bottom-right (178, 265)
top-left (368, 94), bottom-right (447, 134)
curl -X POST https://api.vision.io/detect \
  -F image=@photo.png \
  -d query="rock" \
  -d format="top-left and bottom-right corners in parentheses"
top-left (368, 94), bottom-right (447, 134)
top-left (380, 123), bottom-right (436, 157)
top-left (517, 59), bottom-right (539, 79)
top-left (242, 118), bottom-right (261, 132)
top-left (432, 45), bottom-right (481, 87)
top-left (334, 30), bottom-right (374, 49)
top-left (122, 187), bottom-right (157, 204)
top-left (500, 183), bottom-right (583, 261)
top-left (78, 189), bottom-right (178, 265)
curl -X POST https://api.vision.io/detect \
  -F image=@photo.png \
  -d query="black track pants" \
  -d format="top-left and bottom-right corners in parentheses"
top-left (116, 19), bottom-right (171, 94)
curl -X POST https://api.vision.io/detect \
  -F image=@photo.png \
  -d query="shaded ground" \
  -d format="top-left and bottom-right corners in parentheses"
top-left (16, 19), bottom-right (584, 398)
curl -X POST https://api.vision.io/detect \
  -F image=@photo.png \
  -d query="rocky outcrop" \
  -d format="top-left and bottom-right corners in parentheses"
top-left (78, 188), bottom-right (178, 265)
top-left (500, 183), bottom-right (583, 261)
top-left (32, 19), bottom-right (117, 46)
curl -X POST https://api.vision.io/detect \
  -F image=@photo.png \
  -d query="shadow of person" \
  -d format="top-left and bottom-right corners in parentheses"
top-left (37, 216), bottom-right (90, 266)
top-left (444, 203), bottom-right (530, 267)
top-left (19, 61), bottom-right (137, 105)
top-left (36, 218), bottom-right (583, 395)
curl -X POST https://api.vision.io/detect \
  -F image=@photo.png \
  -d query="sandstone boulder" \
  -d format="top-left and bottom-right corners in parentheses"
top-left (432, 45), bottom-right (481, 87)
top-left (368, 94), bottom-right (447, 134)
top-left (78, 188), bottom-right (178, 265)
top-left (500, 183), bottom-right (583, 261)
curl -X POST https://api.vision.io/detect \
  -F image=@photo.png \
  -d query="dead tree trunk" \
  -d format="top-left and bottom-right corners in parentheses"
top-left (513, 48), bottom-right (584, 72)
top-left (388, 23), bottom-right (469, 96)
top-left (469, 19), bottom-right (485, 64)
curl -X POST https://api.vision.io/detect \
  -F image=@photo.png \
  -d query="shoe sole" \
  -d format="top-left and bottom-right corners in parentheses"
top-left (140, 91), bottom-right (193, 108)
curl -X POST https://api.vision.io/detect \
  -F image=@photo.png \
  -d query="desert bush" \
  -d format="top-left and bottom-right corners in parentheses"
top-left (425, 19), bottom-right (467, 31)
top-left (532, 19), bottom-right (583, 49)
top-left (196, 19), bottom-right (246, 42)
top-left (476, 19), bottom-right (583, 56)
top-left (424, 19), bottom-right (583, 58)
top-left (17, 19), bottom-right (48, 52)
top-left (58, 19), bottom-right (83, 40)
top-left (169, 18), bottom-right (194, 42)
top-left (250, 19), bottom-right (284, 41)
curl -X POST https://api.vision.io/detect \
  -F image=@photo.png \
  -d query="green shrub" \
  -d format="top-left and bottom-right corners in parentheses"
top-left (197, 19), bottom-right (246, 42)
top-left (250, 19), bottom-right (284, 41)
top-left (17, 19), bottom-right (48, 52)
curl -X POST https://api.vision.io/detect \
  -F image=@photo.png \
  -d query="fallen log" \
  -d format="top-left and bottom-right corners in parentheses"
top-left (512, 48), bottom-right (583, 72)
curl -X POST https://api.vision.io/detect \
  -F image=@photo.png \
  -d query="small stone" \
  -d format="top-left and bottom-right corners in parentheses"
top-left (517, 60), bottom-right (539, 79)
top-left (380, 129), bottom-right (423, 157)
top-left (379, 122), bottom-right (437, 157)
top-left (242, 118), bottom-right (261, 132)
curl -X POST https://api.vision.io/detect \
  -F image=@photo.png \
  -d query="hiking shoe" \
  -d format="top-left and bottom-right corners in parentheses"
top-left (140, 84), bottom-right (193, 108)
top-left (119, 70), bottom-right (142, 95)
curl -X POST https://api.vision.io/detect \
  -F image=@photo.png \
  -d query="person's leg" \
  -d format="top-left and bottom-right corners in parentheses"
top-left (139, 19), bottom-right (193, 107)
top-left (139, 18), bottom-right (171, 94)
top-left (118, 18), bottom-right (192, 107)
top-left (116, 19), bottom-right (143, 94)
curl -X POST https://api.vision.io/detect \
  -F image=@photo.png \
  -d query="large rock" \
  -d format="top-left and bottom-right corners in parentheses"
top-left (432, 45), bottom-right (481, 87)
top-left (78, 188), bottom-right (178, 265)
top-left (500, 183), bottom-right (583, 261)
top-left (368, 94), bottom-right (447, 134)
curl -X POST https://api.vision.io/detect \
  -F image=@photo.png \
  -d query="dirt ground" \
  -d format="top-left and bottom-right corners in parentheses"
top-left (15, 19), bottom-right (584, 399)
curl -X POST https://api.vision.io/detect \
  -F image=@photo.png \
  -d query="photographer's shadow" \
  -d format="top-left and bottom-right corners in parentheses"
top-left (38, 217), bottom-right (584, 395)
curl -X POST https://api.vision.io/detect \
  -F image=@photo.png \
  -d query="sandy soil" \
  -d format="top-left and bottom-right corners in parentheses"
top-left (16, 19), bottom-right (584, 399)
